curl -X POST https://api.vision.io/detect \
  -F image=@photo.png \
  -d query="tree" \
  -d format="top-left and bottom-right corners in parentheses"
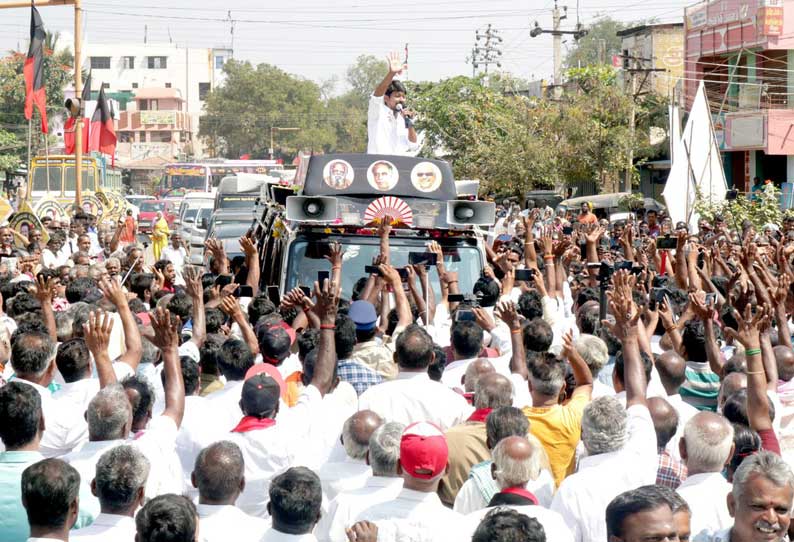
top-left (564, 17), bottom-right (628, 69)
top-left (345, 54), bottom-right (388, 106)
top-left (199, 60), bottom-right (336, 159)
top-left (0, 130), bottom-right (22, 174)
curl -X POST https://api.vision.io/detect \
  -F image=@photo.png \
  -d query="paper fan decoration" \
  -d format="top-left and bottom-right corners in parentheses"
top-left (364, 196), bottom-right (413, 227)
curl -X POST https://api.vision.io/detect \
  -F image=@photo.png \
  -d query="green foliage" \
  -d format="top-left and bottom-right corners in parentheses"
top-left (564, 17), bottom-right (628, 69)
top-left (618, 192), bottom-right (645, 211)
top-left (345, 54), bottom-right (388, 106)
top-left (0, 130), bottom-right (22, 173)
top-left (694, 184), bottom-right (783, 229)
top-left (0, 48), bottom-right (72, 166)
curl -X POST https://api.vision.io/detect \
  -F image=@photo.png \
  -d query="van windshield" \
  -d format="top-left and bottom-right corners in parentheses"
top-left (285, 236), bottom-right (482, 298)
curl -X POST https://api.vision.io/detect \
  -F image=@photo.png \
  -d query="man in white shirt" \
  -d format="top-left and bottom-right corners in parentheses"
top-left (440, 320), bottom-right (486, 390)
top-left (71, 445), bottom-right (148, 541)
top-left (261, 467), bottom-right (323, 541)
top-left (676, 411), bottom-right (735, 540)
top-left (462, 436), bottom-right (574, 542)
top-left (366, 51), bottom-right (419, 156)
top-left (605, 485), bottom-right (682, 542)
top-left (135, 494), bottom-right (198, 542)
top-left (161, 232), bottom-right (188, 285)
top-left (192, 440), bottom-right (269, 542)
top-left (202, 338), bottom-right (256, 434)
top-left (319, 410), bottom-right (381, 502)
top-left (20, 458), bottom-right (81, 542)
top-left (551, 299), bottom-right (657, 542)
top-left (358, 324), bottom-right (473, 430)
top-left (355, 422), bottom-right (462, 538)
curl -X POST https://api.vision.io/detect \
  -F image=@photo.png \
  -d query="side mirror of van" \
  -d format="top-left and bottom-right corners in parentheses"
top-left (200, 218), bottom-right (208, 230)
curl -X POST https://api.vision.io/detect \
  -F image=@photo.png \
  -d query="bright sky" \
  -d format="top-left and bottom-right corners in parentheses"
top-left (0, 0), bottom-right (693, 90)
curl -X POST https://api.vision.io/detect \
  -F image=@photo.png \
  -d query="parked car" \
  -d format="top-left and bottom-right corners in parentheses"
top-left (189, 210), bottom-right (253, 266)
top-left (185, 206), bottom-right (215, 264)
top-left (138, 200), bottom-right (177, 234)
top-left (555, 192), bottom-right (665, 222)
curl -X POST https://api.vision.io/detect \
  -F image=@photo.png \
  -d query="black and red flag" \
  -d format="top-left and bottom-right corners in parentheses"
top-left (64, 72), bottom-right (91, 154)
top-left (23, 6), bottom-right (48, 133)
top-left (89, 87), bottom-right (117, 164)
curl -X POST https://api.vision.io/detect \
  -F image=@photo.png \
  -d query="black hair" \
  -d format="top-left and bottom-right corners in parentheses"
top-left (472, 508), bottom-right (546, 542)
top-left (248, 295), bottom-right (277, 325)
top-left (11, 330), bottom-right (55, 376)
top-left (167, 292), bottom-right (193, 323)
top-left (301, 348), bottom-right (338, 387)
top-left (268, 467), bottom-right (322, 532)
top-left (65, 277), bottom-right (98, 304)
top-left (135, 494), bottom-right (197, 542)
top-left (217, 338), bottom-right (255, 381)
top-left (7, 292), bottom-right (42, 318)
top-left (728, 424), bottom-right (762, 475)
top-left (162, 356), bottom-right (200, 396)
top-left (451, 320), bottom-right (484, 359)
top-left (199, 334), bottom-right (224, 377)
top-left (428, 344), bottom-right (446, 382)
top-left (122, 375), bottom-right (155, 427)
top-left (0, 381), bottom-right (42, 448)
top-left (473, 277), bottom-right (500, 308)
top-left (385, 80), bottom-right (407, 96)
top-left (129, 273), bottom-right (155, 302)
top-left (517, 290), bottom-right (543, 320)
top-left (351, 277), bottom-right (368, 301)
top-left (395, 324), bottom-right (434, 369)
top-left (280, 304), bottom-right (299, 326)
top-left (256, 325), bottom-right (291, 364)
top-left (154, 259), bottom-right (171, 273)
top-left (723, 388), bottom-right (776, 426)
top-left (297, 328), bottom-right (319, 362)
top-left (599, 325), bottom-right (621, 356)
top-left (606, 485), bottom-right (674, 539)
top-left (614, 350), bottom-right (653, 388)
top-left (55, 338), bottom-right (91, 383)
top-left (204, 307), bottom-right (226, 334)
top-left (334, 314), bottom-right (357, 360)
top-left (128, 298), bottom-right (147, 314)
top-left (523, 318), bottom-right (553, 353)
top-left (576, 287), bottom-right (599, 308)
top-left (486, 406), bottom-right (529, 448)
top-left (21, 459), bottom-right (81, 530)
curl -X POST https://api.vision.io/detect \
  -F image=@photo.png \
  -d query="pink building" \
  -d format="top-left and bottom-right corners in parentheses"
top-left (684, 0), bottom-right (793, 191)
top-left (116, 88), bottom-right (194, 162)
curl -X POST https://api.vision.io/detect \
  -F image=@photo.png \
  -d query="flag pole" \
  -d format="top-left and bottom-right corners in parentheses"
top-left (44, 129), bottom-right (50, 194)
top-left (25, 118), bottom-right (31, 212)
top-left (73, 0), bottom-right (83, 208)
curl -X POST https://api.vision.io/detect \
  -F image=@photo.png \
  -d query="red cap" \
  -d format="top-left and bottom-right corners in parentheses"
top-left (399, 422), bottom-right (448, 480)
top-left (244, 363), bottom-right (286, 400)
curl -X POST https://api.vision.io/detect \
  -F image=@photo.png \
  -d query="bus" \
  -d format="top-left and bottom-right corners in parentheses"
top-left (28, 154), bottom-right (122, 205)
top-left (161, 160), bottom-right (286, 197)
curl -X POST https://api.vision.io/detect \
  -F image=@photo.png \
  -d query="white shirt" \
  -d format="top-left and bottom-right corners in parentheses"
top-left (310, 381), bottom-right (358, 469)
top-left (161, 245), bottom-right (187, 271)
top-left (551, 404), bottom-right (658, 542)
top-left (453, 468), bottom-right (556, 514)
top-left (176, 395), bottom-right (213, 493)
top-left (230, 385), bottom-right (325, 518)
top-left (316, 476), bottom-right (404, 542)
top-left (366, 94), bottom-right (419, 156)
top-left (70, 512), bottom-right (136, 541)
top-left (203, 379), bottom-right (246, 433)
top-left (358, 372), bottom-right (473, 431)
top-left (319, 458), bottom-right (372, 503)
top-left (261, 530), bottom-right (317, 542)
top-left (463, 505), bottom-right (574, 542)
top-left (197, 503), bottom-right (270, 542)
top-left (440, 357), bottom-right (479, 390)
top-left (676, 472), bottom-right (733, 541)
top-left (15, 379), bottom-right (86, 458)
top-left (355, 487), bottom-right (462, 537)
top-left (664, 393), bottom-right (700, 461)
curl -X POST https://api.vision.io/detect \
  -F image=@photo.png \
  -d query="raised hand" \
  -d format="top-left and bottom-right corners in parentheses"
top-left (99, 277), bottom-right (126, 307)
top-left (377, 215), bottom-right (393, 238)
top-left (689, 291), bottom-right (716, 322)
top-left (83, 310), bottom-right (113, 355)
top-left (239, 235), bottom-right (257, 258)
top-left (314, 276), bottom-right (340, 326)
top-left (150, 306), bottom-right (180, 350)
top-left (472, 306), bottom-right (495, 332)
top-left (324, 241), bottom-right (344, 268)
top-left (495, 300), bottom-right (521, 331)
top-left (607, 269), bottom-right (641, 331)
top-left (378, 263), bottom-right (402, 287)
top-left (184, 266), bottom-right (202, 300)
top-left (585, 224), bottom-right (605, 244)
top-left (346, 521), bottom-right (378, 542)
top-left (723, 304), bottom-right (770, 350)
top-left (34, 274), bottom-right (56, 305)
top-left (219, 295), bottom-right (243, 319)
top-left (386, 51), bottom-right (406, 75)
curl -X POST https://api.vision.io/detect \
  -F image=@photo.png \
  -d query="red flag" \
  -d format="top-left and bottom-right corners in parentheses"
top-left (64, 72), bottom-right (91, 154)
top-left (23, 6), bottom-right (48, 133)
top-left (89, 87), bottom-right (116, 164)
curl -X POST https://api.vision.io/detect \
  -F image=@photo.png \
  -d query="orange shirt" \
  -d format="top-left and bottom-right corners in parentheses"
top-left (578, 212), bottom-right (598, 225)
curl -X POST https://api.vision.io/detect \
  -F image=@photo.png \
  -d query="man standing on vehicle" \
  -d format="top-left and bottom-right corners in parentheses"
top-left (368, 51), bottom-right (420, 156)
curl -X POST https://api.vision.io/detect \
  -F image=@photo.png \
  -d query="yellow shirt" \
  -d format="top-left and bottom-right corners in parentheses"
top-left (523, 391), bottom-right (589, 487)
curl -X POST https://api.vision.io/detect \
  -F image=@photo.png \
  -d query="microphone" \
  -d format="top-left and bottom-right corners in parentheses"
top-left (395, 104), bottom-right (412, 129)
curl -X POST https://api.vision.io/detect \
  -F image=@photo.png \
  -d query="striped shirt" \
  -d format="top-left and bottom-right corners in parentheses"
top-left (680, 361), bottom-right (721, 412)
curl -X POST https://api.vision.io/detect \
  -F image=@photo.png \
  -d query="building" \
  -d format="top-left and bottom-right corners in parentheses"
top-left (684, 0), bottom-right (792, 190)
top-left (116, 88), bottom-right (194, 162)
top-left (617, 23), bottom-right (685, 97)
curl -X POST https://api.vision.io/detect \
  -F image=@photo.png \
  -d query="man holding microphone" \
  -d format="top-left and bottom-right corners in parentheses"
top-left (368, 51), bottom-right (420, 156)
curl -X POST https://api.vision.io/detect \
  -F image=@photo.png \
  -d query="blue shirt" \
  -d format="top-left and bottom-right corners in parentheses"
top-left (337, 358), bottom-right (383, 395)
top-left (0, 451), bottom-right (44, 542)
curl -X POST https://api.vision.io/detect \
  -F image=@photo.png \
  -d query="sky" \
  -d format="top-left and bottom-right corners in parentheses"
top-left (0, 0), bottom-right (694, 91)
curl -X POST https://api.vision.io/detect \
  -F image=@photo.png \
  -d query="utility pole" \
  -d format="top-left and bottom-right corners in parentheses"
top-left (530, 1), bottom-right (587, 97)
top-left (0, 0), bottom-right (83, 207)
top-left (468, 24), bottom-right (502, 86)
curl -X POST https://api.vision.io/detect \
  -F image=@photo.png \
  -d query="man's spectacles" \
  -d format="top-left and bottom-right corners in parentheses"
top-left (416, 172), bottom-right (434, 178)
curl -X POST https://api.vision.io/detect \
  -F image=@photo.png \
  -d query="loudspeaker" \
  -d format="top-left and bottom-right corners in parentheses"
top-left (455, 180), bottom-right (480, 197)
top-left (286, 196), bottom-right (338, 223)
top-left (446, 200), bottom-right (496, 226)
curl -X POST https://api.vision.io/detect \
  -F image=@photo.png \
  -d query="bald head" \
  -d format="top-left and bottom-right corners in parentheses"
top-left (464, 359), bottom-right (496, 392)
top-left (647, 397), bottom-right (679, 449)
top-left (192, 441), bottom-right (245, 505)
top-left (719, 372), bottom-right (747, 410)
top-left (474, 373), bottom-right (513, 410)
top-left (681, 411), bottom-right (735, 474)
top-left (775, 346), bottom-right (794, 382)
top-left (491, 436), bottom-right (542, 489)
top-left (655, 350), bottom-right (687, 395)
top-left (342, 410), bottom-right (384, 460)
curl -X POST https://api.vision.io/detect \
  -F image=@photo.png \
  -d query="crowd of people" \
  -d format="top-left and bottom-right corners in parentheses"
top-left (1, 201), bottom-right (794, 542)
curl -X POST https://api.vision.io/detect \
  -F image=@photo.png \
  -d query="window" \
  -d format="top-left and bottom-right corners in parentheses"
top-left (165, 82), bottom-right (171, 88)
top-left (122, 56), bottom-right (135, 69)
top-left (132, 82), bottom-right (139, 89)
top-left (151, 131), bottom-right (172, 143)
top-left (198, 82), bottom-right (211, 100)
top-left (215, 55), bottom-right (224, 69)
top-left (119, 132), bottom-right (133, 143)
top-left (147, 56), bottom-right (167, 69)
top-left (90, 56), bottom-right (111, 69)
top-left (149, 99), bottom-right (158, 111)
